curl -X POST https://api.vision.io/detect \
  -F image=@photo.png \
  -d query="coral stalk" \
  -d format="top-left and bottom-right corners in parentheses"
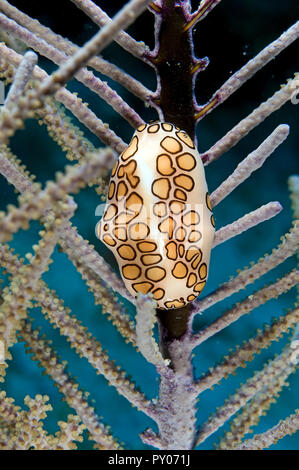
top-left (194, 221), bottom-right (299, 314)
top-left (195, 21), bottom-right (299, 120)
top-left (212, 202), bottom-right (282, 248)
top-left (0, 43), bottom-right (126, 152)
top-left (195, 345), bottom-right (298, 446)
top-left (235, 411), bottom-right (299, 450)
top-left (38, 0), bottom-right (153, 97)
top-left (202, 76), bottom-right (298, 165)
top-left (210, 125), bottom-right (289, 207)
top-left (0, 0), bottom-right (152, 102)
top-left (0, 12), bottom-right (144, 127)
top-left (191, 270), bottom-right (299, 346)
top-left (70, 0), bottom-right (149, 59)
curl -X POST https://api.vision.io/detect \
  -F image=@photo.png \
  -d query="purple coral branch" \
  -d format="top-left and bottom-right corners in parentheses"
top-left (193, 221), bottom-right (299, 315)
top-left (70, 0), bottom-right (150, 59)
top-left (0, 42), bottom-right (126, 152)
top-left (210, 125), bottom-right (289, 207)
top-left (0, 0), bottom-right (297, 451)
top-left (0, 146), bottom-right (131, 302)
top-left (195, 308), bottom-right (299, 397)
top-left (190, 270), bottom-right (299, 347)
top-left (201, 76), bottom-right (298, 165)
top-left (0, 13), bottom-right (144, 128)
top-left (195, 344), bottom-right (298, 447)
top-left (186, 0), bottom-right (222, 28)
top-left (195, 21), bottom-right (299, 120)
top-left (213, 201), bottom-right (283, 248)
top-left (0, 0), bottom-right (152, 103)
top-left (3, 50), bottom-right (37, 108)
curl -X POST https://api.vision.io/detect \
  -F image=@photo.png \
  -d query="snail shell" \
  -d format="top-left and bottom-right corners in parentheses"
top-left (96, 122), bottom-right (215, 309)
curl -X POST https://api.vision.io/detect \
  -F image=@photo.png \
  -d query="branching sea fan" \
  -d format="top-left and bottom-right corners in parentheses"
top-left (0, 0), bottom-right (298, 450)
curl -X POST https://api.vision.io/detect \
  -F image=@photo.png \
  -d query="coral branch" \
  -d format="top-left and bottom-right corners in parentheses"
top-left (195, 308), bottom-right (299, 394)
top-left (60, 224), bottom-right (133, 303)
top-left (0, 145), bottom-right (131, 303)
top-left (0, 156), bottom-right (130, 307)
top-left (38, 0), bottom-right (152, 97)
top-left (149, 0), bottom-right (208, 137)
top-left (140, 428), bottom-right (165, 449)
top-left (0, 392), bottom-right (85, 450)
top-left (0, 0), bottom-right (152, 103)
top-left (3, 50), bottom-right (37, 109)
top-left (213, 202), bottom-right (282, 248)
top-left (0, 245), bottom-right (154, 417)
top-left (136, 294), bottom-right (171, 373)
top-left (0, 152), bottom-right (109, 243)
top-left (21, 320), bottom-right (121, 449)
top-left (218, 343), bottom-right (297, 449)
top-left (70, 0), bottom-right (149, 59)
top-left (0, 146), bottom-right (37, 193)
top-left (193, 221), bottom-right (299, 314)
top-left (202, 76), bottom-right (298, 165)
top-left (52, 415), bottom-right (86, 450)
top-left (0, 13), bottom-right (144, 128)
top-left (236, 411), bottom-right (299, 450)
top-left (0, 144), bottom-right (131, 306)
top-left (195, 346), bottom-right (298, 446)
top-left (0, 43), bottom-right (126, 152)
top-left (195, 21), bottom-right (299, 120)
top-left (191, 269), bottom-right (299, 347)
top-left (184, 0), bottom-right (222, 31)
top-left (36, 284), bottom-right (154, 417)
top-left (0, 198), bottom-right (75, 350)
top-left (65, 246), bottom-right (136, 344)
top-left (210, 125), bottom-right (289, 207)
top-left (0, 392), bottom-right (52, 449)
top-left (36, 97), bottom-right (97, 163)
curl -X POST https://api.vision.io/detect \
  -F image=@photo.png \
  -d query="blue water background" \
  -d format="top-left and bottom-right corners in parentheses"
top-left (0, 0), bottom-right (298, 450)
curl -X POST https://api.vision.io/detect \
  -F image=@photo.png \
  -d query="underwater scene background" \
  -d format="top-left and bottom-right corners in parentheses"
top-left (0, 0), bottom-right (298, 449)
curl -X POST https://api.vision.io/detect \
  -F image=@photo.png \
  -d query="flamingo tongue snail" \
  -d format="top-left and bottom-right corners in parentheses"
top-left (96, 122), bottom-right (215, 316)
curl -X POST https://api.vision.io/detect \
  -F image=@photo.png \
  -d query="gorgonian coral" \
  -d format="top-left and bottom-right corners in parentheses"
top-left (0, 0), bottom-right (298, 450)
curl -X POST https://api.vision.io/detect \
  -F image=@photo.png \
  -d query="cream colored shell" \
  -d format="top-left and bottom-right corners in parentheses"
top-left (96, 122), bottom-right (215, 309)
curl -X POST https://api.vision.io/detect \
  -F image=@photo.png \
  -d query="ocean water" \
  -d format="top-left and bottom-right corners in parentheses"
top-left (0, 0), bottom-right (298, 450)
